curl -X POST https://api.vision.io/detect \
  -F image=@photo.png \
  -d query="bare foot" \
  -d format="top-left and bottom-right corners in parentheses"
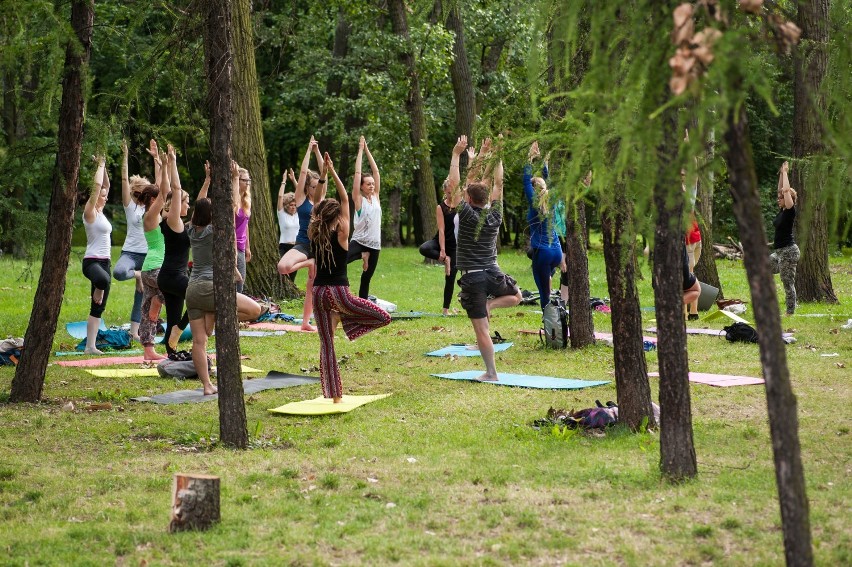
top-left (92, 288), bottom-right (104, 305)
top-left (361, 252), bottom-right (369, 272)
top-left (84, 347), bottom-right (104, 355)
top-left (333, 397), bottom-right (343, 404)
top-left (130, 333), bottom-right (140, 342)
top-left (168, 326), bottom-right (182, 351)
top-left (149, 298), bottom-right (162, 321)
top-left (203, 385), bottom-right (218, 396)
top-left (476, 373), bottom-right (499, 382)
top-left (143, 347), bottom-right (166, 361)
top-left (134, 271), bottom-right (143, 293)
top-left (301, 321), bottom-right (317, 332)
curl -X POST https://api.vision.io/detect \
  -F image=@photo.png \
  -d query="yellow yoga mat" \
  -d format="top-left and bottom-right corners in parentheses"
top-left (85, 365), bottom-right (263, 377)
top-left (267, 394), bottom-right (391, 416)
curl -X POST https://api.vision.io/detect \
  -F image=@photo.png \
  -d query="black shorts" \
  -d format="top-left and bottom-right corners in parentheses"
top-left (293, 242), bottom-right (312, 258)
top-left (457, 268), bottom-right (519, 319)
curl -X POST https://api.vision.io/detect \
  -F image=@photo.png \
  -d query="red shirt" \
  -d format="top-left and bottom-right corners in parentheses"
top-left (686, 217), bottom-right (701, 244)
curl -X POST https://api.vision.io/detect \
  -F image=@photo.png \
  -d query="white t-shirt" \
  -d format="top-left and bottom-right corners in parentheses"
top-left (351, 197), bottom-right (382, 250)
top-left (122, 202), bottom-right (148, 254)
top-left (84, 212), bottom-right (112, 259)
top-left (277, 209), bottom-right (299, 244)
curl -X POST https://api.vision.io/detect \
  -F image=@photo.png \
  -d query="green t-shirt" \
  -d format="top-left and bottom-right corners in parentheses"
top-left (141, 226), bottom-right (165, 271)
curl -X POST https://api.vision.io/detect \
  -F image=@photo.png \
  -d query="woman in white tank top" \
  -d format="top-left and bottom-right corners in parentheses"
top-left (81, 155), bottom-right (113, 354)
top-left (346, 136), bottom-right (382, 299)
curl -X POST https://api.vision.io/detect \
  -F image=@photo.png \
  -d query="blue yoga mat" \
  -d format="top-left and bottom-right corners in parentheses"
top-left (432, 371), bottom-right (610, 390)
top-left (66, 320), bottom-right (107, 340)
top-left (426, 343), bottom-right (513, 357)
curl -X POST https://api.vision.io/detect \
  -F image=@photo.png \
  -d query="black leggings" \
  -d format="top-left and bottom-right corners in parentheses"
top-left (157, 269), bottom-right (189, 352)
top-left (419, 238), bottom-right (457, 310)
top-left (279, 242), bottom-right (296, 284)
top-left (82, 258), bottom-right (111, 318)
top-left (346, 240), bottom-right (380, 299)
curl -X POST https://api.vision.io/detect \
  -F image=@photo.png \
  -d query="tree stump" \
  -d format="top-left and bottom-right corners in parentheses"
top-left (169, 474), bottom-right (220, 532)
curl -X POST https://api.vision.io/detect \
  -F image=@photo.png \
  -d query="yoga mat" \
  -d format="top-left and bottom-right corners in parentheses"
top-left (703, 310), bottom-right (750, 324)
top-left (86, 365), bottom-right (262, 378)
top-left (426, 342), bottom-right (513, 357)
top-left (697, 282), bottom-right (720, 311)
top-left (432, 371), bottom-right (610, 390)
top-left (239, 330), bottom-right (287, 337)
top-left (248, 323), bottom-right (316, 333)
top-left (648, 371), bottom-right (764, 387)
top-left (56, 353), bottom-right (243, 368)
top-left (131, 372), bottom-right (319, 404)
top-left (268, 394), bottom-right (391, 415)
top-left (55, 349), bottom-right (144, 357)
top-left (66, 320), bottom-right (107, 340)
top-left (645, 327), bottom-right (794, 339)
top-left (517, 330), bottom-right (658, 343)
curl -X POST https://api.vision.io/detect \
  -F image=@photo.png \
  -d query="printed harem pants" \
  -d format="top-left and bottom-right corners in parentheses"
top-left (311, 285), bottom-right (391, 399)
top-left (139, 269), bottom-right (165, 346)
top-left (770, 244), bottom-right (800, 315)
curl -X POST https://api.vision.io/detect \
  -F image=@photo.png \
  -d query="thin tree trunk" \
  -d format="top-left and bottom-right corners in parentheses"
top-left (654, 108), bottom-right (696, 481)
top-left (384, 186), bottom-right (402, 247)
top-left (725, 103), bottom-right (813, 567)
top-left (565, 199), bottom-right (594, 348)
top-left (600, 189), bottom-right (654, 431)
top-left (231, 0), bottom-right (293, 299)
top-left (10, 0), bottom-right (93, 403)
top-left (204, 0), bottom-right (247, 449)
top-left (388, 0), bottom-right (438, 241)
top-left (446, 6), bottom-right (475, 169)
top-left (693, 130), bottom-right (723, 295)
top-left (477, 39), bottom-right (506, 114)
top-left (793, 0), bottom-right (836, 304)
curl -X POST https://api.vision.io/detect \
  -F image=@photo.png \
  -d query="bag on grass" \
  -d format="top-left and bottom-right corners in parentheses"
top-left (540, 298), bottom-right (568, 349)
top-left (75, 329), bottom-right (132, 351)
top-left (157, 356), bottom-right (212, 379)
top-left (723, 322), bottom-right (758, 344)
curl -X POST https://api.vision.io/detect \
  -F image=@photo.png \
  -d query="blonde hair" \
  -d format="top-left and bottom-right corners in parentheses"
top-left (238, 168), bottom-right (252, 214)
top-left (282, 192), bottom-right (296, 207)
top-left (307, 199), bottom-right (341, 271)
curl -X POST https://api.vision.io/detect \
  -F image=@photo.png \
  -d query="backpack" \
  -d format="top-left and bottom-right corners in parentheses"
top-left (157, 356), bottom-right (212, 379)
top-left (724, 322), bottom-right (759, 343)
top-left (75, 329), bottom-right (132, 351)
top-left (540, 297), bottom-right (568, 349)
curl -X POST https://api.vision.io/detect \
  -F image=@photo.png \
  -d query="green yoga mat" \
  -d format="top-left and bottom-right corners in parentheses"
top-left (268, 394), bottom-right (391, 415)
top-left (85, 365), bottom-right (262, 378)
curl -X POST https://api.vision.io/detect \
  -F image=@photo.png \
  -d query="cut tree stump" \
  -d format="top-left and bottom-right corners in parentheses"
top-left (169, 473), bottom-right (220, 532)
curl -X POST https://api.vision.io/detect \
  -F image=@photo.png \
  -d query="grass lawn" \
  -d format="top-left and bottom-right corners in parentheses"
top-left (0, 243), bottom-right (850, 566)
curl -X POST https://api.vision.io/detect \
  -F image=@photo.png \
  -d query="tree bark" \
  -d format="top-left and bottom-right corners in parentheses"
top-left (564, 199), bottom-right (594, 348)
top-left (169, 474), bottom-right (220, 532)
top-left (792, 0), bottom-right (836, 304)
top-left (477, 39), bottom-right (506, 114)
top-left (10, 0), bottom-right (93, 403)
top-left (388, 0), bottom-right (438, 241)
top-left (384, 186), bottom-right (402, 247)
top-left (600, 188), bottom-right (654, 431)
top-left (693, 131), bottom-right (723, 295)
top-left (204, 0), bottom-right (248, 449)
top-left (653, 108), bottom-right (697, 481)
top-left (231, 0), bottom-right (294, 300)
top-left (725, 103), bottom-right (813, 567)
top-left (446, 6), bottom-right (475, 169)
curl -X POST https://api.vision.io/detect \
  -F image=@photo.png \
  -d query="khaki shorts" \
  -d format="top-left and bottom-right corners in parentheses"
top-left (185, 280), bottom-right (215, 321)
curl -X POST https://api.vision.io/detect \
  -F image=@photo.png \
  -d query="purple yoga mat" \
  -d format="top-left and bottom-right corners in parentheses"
top-left (648, 371), bottom-right (765, 387)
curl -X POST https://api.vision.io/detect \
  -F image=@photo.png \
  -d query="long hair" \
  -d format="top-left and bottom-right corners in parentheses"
top-left (133, 185), bottom-right (160, 209)
top-left (307, 199), bottom-right (341, 271)
top-left (163, 189), bottom-right (187, 214)
top-left (238, 168), bottom-right (252, 214)
top-left (192, 198), bottom-right (212, 227)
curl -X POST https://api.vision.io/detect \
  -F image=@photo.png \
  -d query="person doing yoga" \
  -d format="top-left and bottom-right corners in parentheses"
top-left (454, 137), bottom-right (522, 382)
top-left (81, 155), bottom-right (112, 355)
top-left (770, 161), bottom-right (799, 315)
top-left (234, 165), bottom-right (252, 293)
top-left (277, 169), bottom-right (300, 283)
top-left (277, 136), bottom-right (326, 331)
top-left (346, 136), bottom-right (382, 299)
top-left (524, 141), bottom-right (565, 310)
top-left (309, 154), bottom-right (391, 403)
top-left (419, 135), bottom-right (468, 315)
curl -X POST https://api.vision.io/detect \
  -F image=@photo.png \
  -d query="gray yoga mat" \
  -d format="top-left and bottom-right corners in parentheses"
top-left (130, 372), bottom-right (319, 405)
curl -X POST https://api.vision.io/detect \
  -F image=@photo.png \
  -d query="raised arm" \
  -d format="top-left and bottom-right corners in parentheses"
top-left (277, 172), bottom-right (288, 211)
top-left (158, 151), bottom-right (170, 204)
top-left (326, 153), bottom-right (350, 245)
top-left (197, 160), bottom-right (211, 201)
top-left (364, 139), bottom-right (380, 196)
top-left (316, 159), bottom-right (329, 205)
top-left (143, 154), bottom-right (165, 231)
top-left (312, 139), bottom-right (325, 175)
top-left (230, 160), bottom-right (240, 212)
top-left (166, 149), bottom-right (184, 232)
top-left (523, 141), bottom-right (540, 206)
top-left (447, 135), bottom-right (467, 195)
top-left (168, 144), bottom-right (182, 194)
top-left (85, 156), bottom-right (106, 224)
top-left (121, 140), bottom-right (131, 207)
top-left (490, 159), bottom-right (504, 203)
top-left (295, 137), bottom-right (315, 206)
top-left (146, 139), bottom-right (159, 181)
top-left (352, 136), bottom-right (364, 211)
top-left (779, 161), bottom-right (794, 209)
top-left (465, 137), bottom-right (492, 184)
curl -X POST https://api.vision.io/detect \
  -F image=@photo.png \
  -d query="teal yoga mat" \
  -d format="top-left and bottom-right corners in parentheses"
top-left (426, 343), bottom-right (513, 357)
top-left (66, 320), bottom-right (106, 340)
top-left (431, 371), bottom-right (609, 390)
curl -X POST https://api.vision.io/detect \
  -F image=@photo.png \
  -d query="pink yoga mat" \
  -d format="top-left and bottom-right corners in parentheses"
top-left (649, 371), bottom-right (765, 387)
top-left (248, 323), bottom-right (317, 333)
top-left (56, 353), bottom-right (245, 368)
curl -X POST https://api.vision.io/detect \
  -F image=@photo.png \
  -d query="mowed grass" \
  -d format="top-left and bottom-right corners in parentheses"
top-left (0, 243), bottom-right (850, 566)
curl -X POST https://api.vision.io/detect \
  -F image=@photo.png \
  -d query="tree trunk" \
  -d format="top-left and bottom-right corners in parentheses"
top-left (169, 474), bottom-right (220, 532)
top-left (388, 0), bottom-right (438, 241)
top-left (384, 186), bottom-right (402, 247)
top-left (565, 199), bottom-right (594, 348)
top-left (725, 103), bottom-right (813, 567)
top-left (446, 6), bottom-right (475, 169)
top-left (792, 0), bottom-right (836, 304)
top-left (476, 38), bottom-right (506, 114)
top-left (231, 0), bottom-right (294, 300)
top-left (693, 130), bottom-right (723, 295)
top-left (10, 0), bottom-right (93, 403)
top-left (204, 0), bottom-right (248, 449)
top-left (653, 108), bottom-right (697, 481)
top-left (600, 189), bottom-right (654, 431)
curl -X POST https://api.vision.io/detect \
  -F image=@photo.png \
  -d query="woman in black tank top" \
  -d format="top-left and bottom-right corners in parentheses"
top-left (308, 154), bottom-right (391, 403)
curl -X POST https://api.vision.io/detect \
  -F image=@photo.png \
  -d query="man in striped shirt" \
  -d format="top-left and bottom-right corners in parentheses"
top-left (454, 137), bottom-right (521, 381)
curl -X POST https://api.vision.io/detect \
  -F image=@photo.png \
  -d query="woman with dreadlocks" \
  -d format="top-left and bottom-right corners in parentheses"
top-left (310, 153), bottom-right (391, 403)
top-left (524, 141), bottom-right (564, 310)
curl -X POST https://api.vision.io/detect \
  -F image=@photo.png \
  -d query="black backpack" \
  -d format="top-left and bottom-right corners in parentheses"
top-left (724, 322), bottom-right (759, 343)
